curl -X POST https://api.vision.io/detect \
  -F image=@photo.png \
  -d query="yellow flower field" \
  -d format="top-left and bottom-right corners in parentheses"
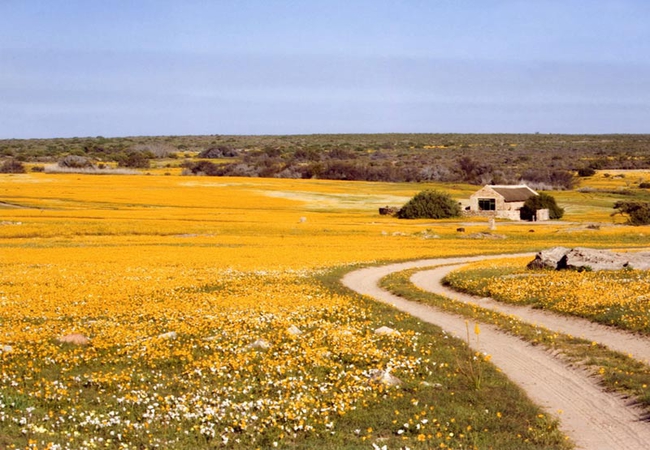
top-left (0, 264), bottom-right (431, 448)
top-left (1, 172), bottom-right (646, 449)
top-left (445, 257), bottom-right (650, 333)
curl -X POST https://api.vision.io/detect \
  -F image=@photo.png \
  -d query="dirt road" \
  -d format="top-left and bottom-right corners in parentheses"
top-left (342, 255), bottom-right (650, 450)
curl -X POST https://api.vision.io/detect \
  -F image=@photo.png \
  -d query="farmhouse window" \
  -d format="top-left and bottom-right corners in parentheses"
top-left (478, 198), bottom-right (496, 211)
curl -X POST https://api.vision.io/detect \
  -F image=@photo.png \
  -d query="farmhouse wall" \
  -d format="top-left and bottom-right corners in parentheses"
top-left (496, 209), bottom-right (523, 220)
top-left (462, 210), bottom-right (521, 220)
top-left (536, 208), bottom-right (550, 221)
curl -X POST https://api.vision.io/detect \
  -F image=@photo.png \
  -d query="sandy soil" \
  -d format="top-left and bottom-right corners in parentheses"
top-left (342, 255), bottom-right (650, 450)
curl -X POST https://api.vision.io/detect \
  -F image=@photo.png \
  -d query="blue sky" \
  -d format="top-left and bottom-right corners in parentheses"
top-left (1, 0), bottom-right (649, 138)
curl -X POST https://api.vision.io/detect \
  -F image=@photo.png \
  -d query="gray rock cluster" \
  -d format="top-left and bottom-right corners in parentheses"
top-left (528, 247), bottom-right (650, 271)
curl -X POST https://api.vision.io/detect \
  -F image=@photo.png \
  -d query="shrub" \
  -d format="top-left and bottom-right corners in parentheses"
top-left (117, 151), bottom-right (152, 169)
top-left (520, 192), bottom-right (564, 221)
top-left (58, 155), bottom-right (95, 169)
top-left (0, 159), bottom-right (26, 173)
top-left (639, 182), bottom-right (650, 189)
top-left (130, 143), bottom-right (176, 158)
top-left (521, 169), bottom-right (575, 190)
top-left (182, 160), bottom-right (219, 176)
top-left (455, 156), bottom-right (493, 184)
top-left (198, 146), bottom-right (240, 158)
top-left (612, 201), bottom-right (650, 225)
top-left (577, 167), bottom-right (596, 177)
top-left (397, 190), bottom-right (461, 219)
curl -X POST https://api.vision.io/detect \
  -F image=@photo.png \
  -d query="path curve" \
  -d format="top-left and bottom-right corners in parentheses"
top-left (411, 265), bottom-right (650, 364)
top-left (342, 254), bottom-right (650, 450)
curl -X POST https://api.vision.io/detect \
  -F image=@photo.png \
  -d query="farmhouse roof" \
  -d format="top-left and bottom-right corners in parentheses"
top-left (490, 185), bottom-right (537, 202)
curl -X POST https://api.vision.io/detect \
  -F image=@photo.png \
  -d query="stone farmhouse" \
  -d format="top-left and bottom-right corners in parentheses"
top-left (465, 185), bottom-right (549, 221)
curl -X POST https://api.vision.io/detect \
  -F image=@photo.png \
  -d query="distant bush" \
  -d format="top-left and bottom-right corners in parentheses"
top-left (521, 169), bottom-right (575, 190)
top-left (613, 201), bottom-right (650, 225)
top-left (117, 151), bottom-right (151, 169)
top-left (577, 167), bottom-right (596, 177)
top-left (30, 165), bottom-right (45, 172)
top-left (520, 192), bottom-right (564, 221)
top-left (397, 190), bottom-right (461, 219)
top-left (58, 155), bottom-right (95, 169)
top-left (198, 146), bottom-right (239, 158)
top-left (181, 160), bottom-right (219, 176)
top-left (455, 156), bottom-right (493, 184)
top-left (130, 143), bottom-right (176, 158)
top-left (639, 182), bottom-right (650, 189)
top-left (293, 148), bottom-right (321, 161)
top-left (0, 159), bottom-right (26, 173)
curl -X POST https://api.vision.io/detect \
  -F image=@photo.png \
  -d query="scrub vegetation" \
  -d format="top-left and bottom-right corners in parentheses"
top-left (3, 133), bottom-right (650, 188)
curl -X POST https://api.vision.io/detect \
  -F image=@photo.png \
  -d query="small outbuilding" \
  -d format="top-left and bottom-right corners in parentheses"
top-left (467, 185), bottom-right (548, 221)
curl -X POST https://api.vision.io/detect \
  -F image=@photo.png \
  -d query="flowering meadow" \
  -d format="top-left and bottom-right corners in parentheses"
top-left (444, 256), bottom-right (650, 334)
top-left (1, 172), bottom-right (646, 449)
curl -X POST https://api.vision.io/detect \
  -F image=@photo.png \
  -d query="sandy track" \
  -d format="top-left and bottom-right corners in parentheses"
top-left (342, 255), bottom-right (650, 450)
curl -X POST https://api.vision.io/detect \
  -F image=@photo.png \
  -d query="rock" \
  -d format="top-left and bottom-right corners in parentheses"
top-left (287, 325), bottom-right (303, 336)
top-left (528, 247), bottom-right (650, 271)
top-left (420, 381), bottom-right (443, 389)
top-left (1, 344), bottom-right (13, 353)
top-left (368, 368), bottom-right (403, 387)
top-left (564, 248), bottom-right (650, 271)
top-left (57, 333), bottom-right (90, 346)
top-left (247, 339), bottom-right (271, 351)
top-left (157, 331), bottom-right (177, 340)
top-left (374, 326), bottom-right (400, 336)
top-left (527, 246), bottom-right (571, 270)
top-left (299, 217), bottom-right (307, 223)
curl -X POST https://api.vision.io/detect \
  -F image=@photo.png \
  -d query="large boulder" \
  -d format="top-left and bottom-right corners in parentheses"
top-left (526, 247), bottom-right (571, 270)
top-left (528, 247), bottom-right (650, 271)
